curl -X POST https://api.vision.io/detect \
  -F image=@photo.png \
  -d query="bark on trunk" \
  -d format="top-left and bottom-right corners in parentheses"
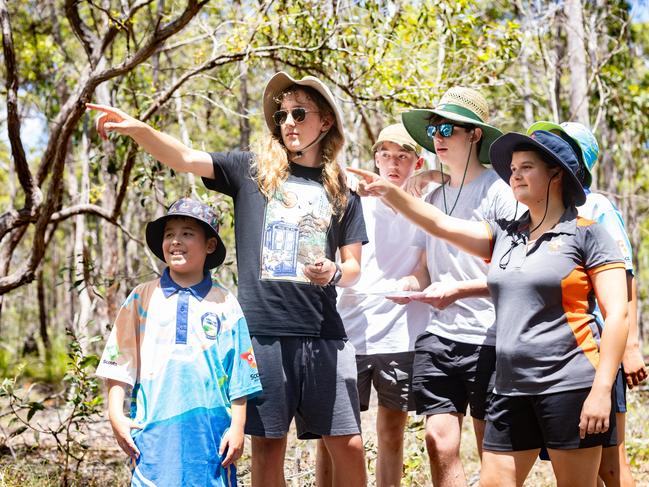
top-left (564, 0), bottom-right (590, 124)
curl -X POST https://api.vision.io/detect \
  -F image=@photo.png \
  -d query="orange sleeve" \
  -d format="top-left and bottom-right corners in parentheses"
top-left (483, 221), bottom-right (494, 264)
top-left (586, 262), bottom-right (625, 278)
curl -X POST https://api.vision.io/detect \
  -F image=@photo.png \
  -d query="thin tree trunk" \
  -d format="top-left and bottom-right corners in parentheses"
top-left (172, 70), bottom-right (197, 197)
top-left (68, 116), bottom-right (93, 353)
top-left (37, 269), bottom-right (52, 365)
top-left (521, 39), bottom-right (534, 125)
top-left (564, 0), bottom-right (590, 124)
top-left (239, 62), bottom-right (251, 150)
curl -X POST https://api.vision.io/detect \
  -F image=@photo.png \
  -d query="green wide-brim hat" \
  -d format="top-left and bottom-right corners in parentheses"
top-left (401, 87), bottom-right (503, 164)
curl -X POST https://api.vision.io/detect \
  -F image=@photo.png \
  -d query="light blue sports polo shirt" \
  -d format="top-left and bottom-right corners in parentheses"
top-left (97, 269), bottom-right (262, 486)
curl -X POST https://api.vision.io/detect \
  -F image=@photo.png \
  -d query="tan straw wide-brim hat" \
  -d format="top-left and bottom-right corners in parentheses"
top-left (371, 123), bottom-right (421, 154)
top-left (262, 71), bottom-right (345, 138)
top-left (401, 87), bottom-right (503, 164)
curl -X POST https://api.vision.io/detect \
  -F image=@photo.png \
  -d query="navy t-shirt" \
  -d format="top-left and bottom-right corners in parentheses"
top-left (202, 151), bottom-right (367, 338)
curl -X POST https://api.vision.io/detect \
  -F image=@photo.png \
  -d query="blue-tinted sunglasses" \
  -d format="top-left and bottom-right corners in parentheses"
top-left (426, 122), bottom-right (469, 139)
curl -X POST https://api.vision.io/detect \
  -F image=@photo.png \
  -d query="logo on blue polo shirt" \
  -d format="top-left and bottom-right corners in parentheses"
top-left (201, 312), bottom-right (221, 340)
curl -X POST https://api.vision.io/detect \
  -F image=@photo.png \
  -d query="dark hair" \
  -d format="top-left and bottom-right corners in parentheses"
top-left (512, 143), bottom-right (576, 207)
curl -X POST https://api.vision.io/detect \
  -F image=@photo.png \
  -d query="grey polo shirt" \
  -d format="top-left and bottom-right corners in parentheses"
top-left (486, 207), bottom-right (625, 396)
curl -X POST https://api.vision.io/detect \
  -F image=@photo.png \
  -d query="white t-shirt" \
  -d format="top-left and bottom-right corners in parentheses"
top-left (337, 198), bottom-right (430, 354)
top-left (416, 169), bottom-right (519, 346)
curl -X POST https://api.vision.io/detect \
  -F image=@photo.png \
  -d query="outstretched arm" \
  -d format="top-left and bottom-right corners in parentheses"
top-left (414, 278), bottom-right (491, 310)
top-left (86, 103), bottom-right (215, 178)
top-left (404, 169), bottom-right (448, 197)
top-left (347, 167), bottom-right (492, 260)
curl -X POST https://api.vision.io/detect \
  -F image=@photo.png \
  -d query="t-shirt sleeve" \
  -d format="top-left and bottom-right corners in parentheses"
top-left (483, 219), bottom-right (500, 263)
top-left (201, 151), bottom-right (254, 197)
top-left (594, 203), bottom-right (634, 273)
top-left (413, 227), bottom-right (427, 249)
top-left (338, 191), bottom-right (368, 247)
top-left (221, 296), bottom-right (263, 401)
top-left (490, 179), bottom-right (520, 221)
top-left (95, 286), bottom-right (144, 386)
top-left (581, 221), bottom-right (626, 275)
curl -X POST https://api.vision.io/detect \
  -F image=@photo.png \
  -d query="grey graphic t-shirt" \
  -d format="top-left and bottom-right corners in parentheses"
top-left (203, 151), bottom-right (367, 338)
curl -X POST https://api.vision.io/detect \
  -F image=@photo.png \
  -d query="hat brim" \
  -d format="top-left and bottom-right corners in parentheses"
top-left (401, 109), bottom-right (502, 164)
top-left (145, 216), bottom-right (226, 270)
top-left (370, 139), bottom-right (419, 153)
top-left (527, 121), bottom-right (592, 188)
top-left (489, 132), bottom-right (586, 206)
top-left (262, 72), bottom-right (345, 139)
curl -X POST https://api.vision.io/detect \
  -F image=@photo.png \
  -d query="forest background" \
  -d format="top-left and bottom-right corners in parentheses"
top-left (0, 0), bottom-right (648, 485)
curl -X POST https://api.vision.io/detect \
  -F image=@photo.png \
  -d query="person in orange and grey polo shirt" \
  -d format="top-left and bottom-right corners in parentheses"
top-left (346, 129), bottom-right (628, 487)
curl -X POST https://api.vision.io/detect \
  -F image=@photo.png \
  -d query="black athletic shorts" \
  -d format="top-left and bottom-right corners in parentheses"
top-left (484, 388), bottom-right (617, 451)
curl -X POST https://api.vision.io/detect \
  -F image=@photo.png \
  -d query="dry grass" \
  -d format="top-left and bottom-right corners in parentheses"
top-left (1, 388), bottom-right (648, 486)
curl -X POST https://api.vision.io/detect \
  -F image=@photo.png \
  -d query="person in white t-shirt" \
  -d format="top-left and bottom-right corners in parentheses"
top-left (317, 123), bottom-right (441, 487)
top-left (391, 87), bottom-right (518, 487)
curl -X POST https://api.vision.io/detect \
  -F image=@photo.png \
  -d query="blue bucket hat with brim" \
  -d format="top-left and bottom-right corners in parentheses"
top-left (401, 87), bottom-right (503, 164)
top-left (490, 130), bottom-right (587, 206)
top-left (146, 198), bottom-right (226, 269)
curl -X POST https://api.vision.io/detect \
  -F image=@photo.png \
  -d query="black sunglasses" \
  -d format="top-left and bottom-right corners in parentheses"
top-left (426, 122), bottom-right (470, 139)
top-left (272, 108), bottom-right (319, 126)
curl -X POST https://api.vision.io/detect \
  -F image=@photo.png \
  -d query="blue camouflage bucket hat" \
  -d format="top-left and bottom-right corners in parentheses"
top-left (146, 198), bottom-right (226, 269)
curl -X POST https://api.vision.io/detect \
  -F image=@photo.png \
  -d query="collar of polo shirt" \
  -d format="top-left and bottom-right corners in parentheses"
top-left (160, 268), bottom-right (212, 300)
top-left (512, 207), bottom-right (579, 237)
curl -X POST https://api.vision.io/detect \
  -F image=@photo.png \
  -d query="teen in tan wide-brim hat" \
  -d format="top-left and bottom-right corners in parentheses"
top-left (401, 87), bottom-right (502, 164)
top-left (371, 123), bottom-right (421, 154)
top-left (262, 72), bottom-right (345, 138)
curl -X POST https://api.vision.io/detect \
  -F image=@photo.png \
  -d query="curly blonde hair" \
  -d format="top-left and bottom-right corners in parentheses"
top-left (251, 85), bottom-right (347, 216)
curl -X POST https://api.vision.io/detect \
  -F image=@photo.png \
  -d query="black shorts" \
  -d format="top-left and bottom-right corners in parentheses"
top-left (411, 332), bottom-right (496, 420)
top-left (245, 336), bottom-right (361, 440)
top-left (484, 388), bottom-right (617, 452)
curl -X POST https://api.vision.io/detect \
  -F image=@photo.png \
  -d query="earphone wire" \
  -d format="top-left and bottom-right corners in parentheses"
top-left (528, 175), bottom-right (555, 236)
top-left (292, 130), bottom-right (330, 160)
top-left (441, 135), bottom-right (473, 216)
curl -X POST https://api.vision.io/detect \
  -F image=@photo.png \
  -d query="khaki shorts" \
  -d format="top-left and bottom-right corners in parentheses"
top-left (356, 352), bottom-right (415, 412)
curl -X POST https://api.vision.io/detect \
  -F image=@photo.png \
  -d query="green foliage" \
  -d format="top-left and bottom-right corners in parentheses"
top-left (1, 1), bottom-right (648, 480)
top-left (0, 331), bottom-right (104, 486)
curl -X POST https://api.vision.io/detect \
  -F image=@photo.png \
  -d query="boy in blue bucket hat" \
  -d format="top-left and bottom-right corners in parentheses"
top-left (97, 198), bottom-right (262, 486)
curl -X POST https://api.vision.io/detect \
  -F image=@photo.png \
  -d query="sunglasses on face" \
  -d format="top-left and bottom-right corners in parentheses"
top-left (272, 107), bottom-right (319, 126)
top-left (426, 122), bottom-right (469, 139)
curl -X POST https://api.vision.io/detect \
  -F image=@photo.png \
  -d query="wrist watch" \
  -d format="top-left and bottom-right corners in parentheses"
top-left (328, 262), bottom-right (343, 286)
